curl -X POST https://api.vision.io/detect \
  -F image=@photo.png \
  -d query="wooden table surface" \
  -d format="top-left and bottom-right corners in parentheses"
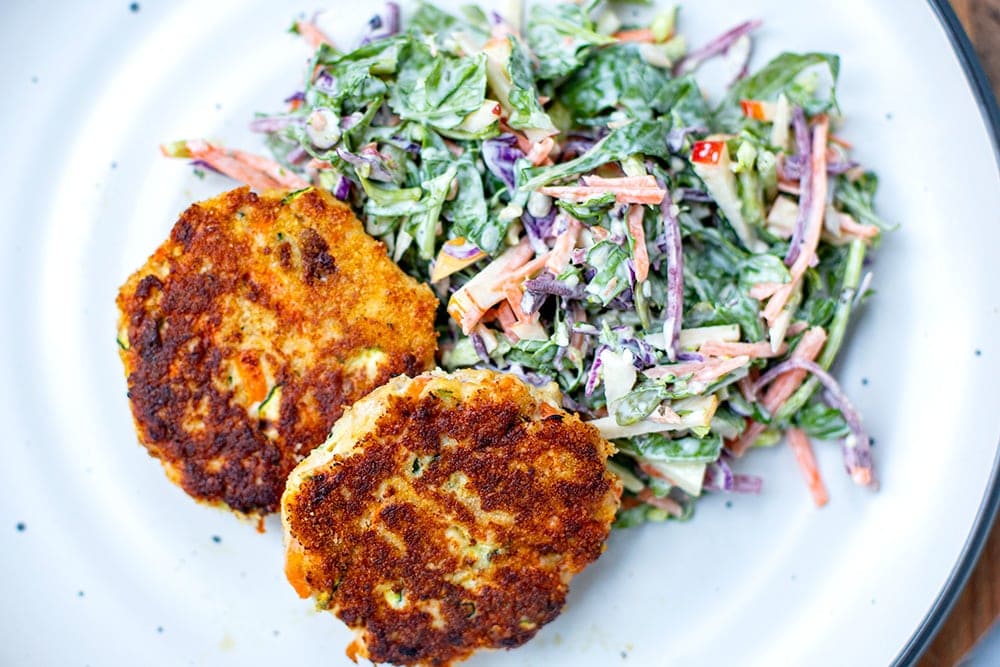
top-left (919, 3), bottom-right (1000, 665)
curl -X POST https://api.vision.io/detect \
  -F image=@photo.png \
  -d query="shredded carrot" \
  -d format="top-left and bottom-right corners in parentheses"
top-left (637, 488), bottom-right (685, 516)
top-left (699, 340), bottom-right (789, 359)
top-left (644, 356), bottom-right (750, 385)
top-left (526, 136), bottom-right (556, 166)
top-left (448, 239), bottom-right (535, 334)
top-left (538, 401), bottom-right (560, 418)
top-left (164, 140), bottom-right (309, 191)
top-left (613, 28), bottom-right (657, 43)
top-left (647, 403), bottom-right (682, 424)
top-left (504, 283), bottom-right (528, 322)
top-left (644, 361), bottom-right (709, 379)
top-left (294, 19), bottom-right (335, 50)
top-left (496, 301), bottom-right (520, 341)
top-left (581, 174), bottom-right (659, 189)
top-left (545, 217), bottom-right (581, 274)
top-left (785, 320), bottom-right (809, 336)
top-left (504, 251), bottom-right (552, 287)
top-left (284, 542), bottom-right (311, 598)
top-left (538, 184), bottom-right (666, 205)
top-left (838, 214), bottom-right (880, 240)
top-left (621, 495), bottom-right (643, 510)
top-left (829, 134), bottom-right (854, 150)
top-left (762, 115), bottom-right (829, 324)
top-left (787, 428), bottom-right (829, 507)
top-left (627, 205), bottom-right (650, 282)
top-left (692, 355), bottom-right (750, 384)
top-left (288, 97), bottom-right (303, 112)
top-left (234, 352), bottom-right (268, 404)
top-left (777, 179), bottom-right (802, 196)
top-left (501, 123), bottom-right (534, 154)
top-left (728, 326), bottom-right (828, 456)
top-left (590, 225), bottom-right (610, 241)
top-left (749, 281), bottom-right (784, 300)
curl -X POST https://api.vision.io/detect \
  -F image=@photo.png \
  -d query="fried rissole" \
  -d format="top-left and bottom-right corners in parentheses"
top-left (282, 369), bottom-right (622, 666)
top-left (116, 186), bottom-right (438, 516)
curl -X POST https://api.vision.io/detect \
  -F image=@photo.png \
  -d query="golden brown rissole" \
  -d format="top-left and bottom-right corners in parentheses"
top-left (282, 369), bottom-right (622, 666)
top-left (116, 186), bottom-right (438, 516)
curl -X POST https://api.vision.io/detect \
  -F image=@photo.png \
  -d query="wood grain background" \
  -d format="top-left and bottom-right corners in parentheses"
top-left (919, 3), bottom-right (999, 665)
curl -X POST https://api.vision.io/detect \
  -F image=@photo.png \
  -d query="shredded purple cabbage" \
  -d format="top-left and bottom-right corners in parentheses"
top-left (340, 111), bottom-right (365, 130)
top-left (676, 351), bottom-right (705, 363)
top-left (482, 134), bottom-right (524, 191)
top-left (524, 272), bottom-right (585, 300)
top-left (732, 474), bottom-right (763, 494)
top-left (620, 336), bottom-right (659, 369)
top-left (674, 20), bottom-right (763, 77)
top-left (189, 159), bottom-right (221, 175)
top-left (470, 333), bottom-right (491, 364)
top-left (703, 460), bottom-right (735, 492)
top-left (827, 159), bottom-right (859, 175)
top-left (585, 344), bottom-right (610, 396)
top-left (667, 125), bottom-right (709, 153)
top-left (675, 187), bottom-right (714, 203)
top-left (784, 107), bottom-right (813, 266)
top-left (337, 146), bottom-right (397, 182)
top-left (284, 91), bottom-right (305, 105)
top-left (331, 174), bottom-right (351, 201)
top-left (704, 460), bottom-right (762, 494)
top-left (313, 70), bottom-right (336, 93)
top-left (390, 136), bottom-right (422, 156)
top-left (286, 146), bottom-right (309, 165)
top-left (657, 181), bottom-right (683, 360)
top-left (442, 239), bottom-right (484, 260)
top-left (360, 2), bottom-right (401, 45)
top-left (521, 290), bottom-right (545, 316)
top-left (523, 209), bottom-right (557, 252)
top-left (249, 115), bottom-right (302, 133)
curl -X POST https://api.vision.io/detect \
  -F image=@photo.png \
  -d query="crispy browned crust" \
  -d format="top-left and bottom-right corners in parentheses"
top-left (116, 187), bottom-right (438, 515)
top-left (283, 372), bottom-right (621, 666)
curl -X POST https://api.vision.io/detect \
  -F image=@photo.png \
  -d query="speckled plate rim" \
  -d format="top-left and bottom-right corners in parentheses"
top-left (895, 4), bottom-right (1000, 664)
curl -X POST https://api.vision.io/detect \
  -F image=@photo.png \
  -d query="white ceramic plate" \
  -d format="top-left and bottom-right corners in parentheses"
top-left (1, 1), bottom-right (998, 665)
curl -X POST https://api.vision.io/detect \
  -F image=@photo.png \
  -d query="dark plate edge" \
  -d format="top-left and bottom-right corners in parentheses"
top-left (894, 4), bottom-right (1000, 664)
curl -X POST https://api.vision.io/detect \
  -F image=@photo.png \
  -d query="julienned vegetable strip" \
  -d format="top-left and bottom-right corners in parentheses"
top-left (163, 1), bottom-right (886, 525)
top-left (773, 238), bottom-right (867, 424)
top-left (787, 428), bottom-right (829, 507)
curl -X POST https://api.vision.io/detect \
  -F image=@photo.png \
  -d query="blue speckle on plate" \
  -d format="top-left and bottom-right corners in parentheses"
top-left (77, 590), bottom-right (85, 598)
top-left (975, 348), bottom-right (982, 357)
top-left (156, 626), bottom-right (164, 634)
top-left (861, 377), bottom-right (869, 386)
top-left (725, 501), bottom-right (733, 509)
top-left (211, 535), bottom-right (222, 544)
top-left (15, 522), bottom-right (25, 532)
top-left (129, 2), bottom-right (140, 12)
top-left (30, 75), bottom-right (38, 84)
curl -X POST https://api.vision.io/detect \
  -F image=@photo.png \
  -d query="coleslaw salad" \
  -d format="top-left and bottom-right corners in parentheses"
top-left (163, 0), bottom-right (888, 526)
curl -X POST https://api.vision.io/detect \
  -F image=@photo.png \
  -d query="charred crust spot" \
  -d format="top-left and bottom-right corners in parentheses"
top-left (285, 381), bottom-right (620, 666)
top-left (277, 242), bottom-right (292, 270)
top-left (300, 228), bottom-right (336, 285)
top-left (115, 187), bottom-right (438, 515)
